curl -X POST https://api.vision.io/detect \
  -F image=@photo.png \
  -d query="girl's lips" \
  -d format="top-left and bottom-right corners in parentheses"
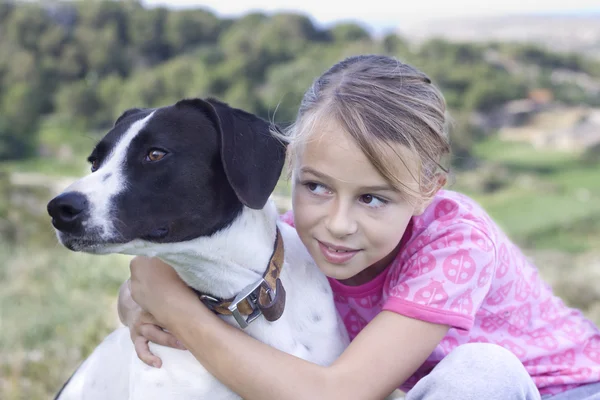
top-left (317, 240), bottom-right (360, 264)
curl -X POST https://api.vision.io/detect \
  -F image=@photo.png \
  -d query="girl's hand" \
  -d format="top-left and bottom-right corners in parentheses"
top-left (117, 273), bottom-right (186, 368)
top-left (128, 256), bottom-right (198, 327)
top-left (128, 256), bottom-right (201, 364)
top-left (129, 304), bottom-right (186, 368)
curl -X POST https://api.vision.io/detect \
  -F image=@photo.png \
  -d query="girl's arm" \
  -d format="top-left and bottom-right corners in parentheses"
top-left (130, 256), bottom-right (449, 400)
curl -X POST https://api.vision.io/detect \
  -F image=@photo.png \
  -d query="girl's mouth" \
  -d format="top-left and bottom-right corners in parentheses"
top-left (317, 240), bottom-right (360, 264)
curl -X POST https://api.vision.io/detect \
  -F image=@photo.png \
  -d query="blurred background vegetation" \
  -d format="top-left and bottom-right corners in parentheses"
top-left (1, 1), bottom-right (600, 398)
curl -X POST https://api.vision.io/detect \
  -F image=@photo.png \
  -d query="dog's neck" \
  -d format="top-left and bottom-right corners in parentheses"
top-left (123, 201), bottom-right (281, 299)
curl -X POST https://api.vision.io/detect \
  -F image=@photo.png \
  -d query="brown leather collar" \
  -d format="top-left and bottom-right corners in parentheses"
top-left (194, 227), bottom-right (286, 329)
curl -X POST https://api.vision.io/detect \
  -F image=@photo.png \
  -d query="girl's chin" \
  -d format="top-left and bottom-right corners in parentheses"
top-left (316, 260), bottom-right (362, 281)
top-left (317, 256), bottom-right (391, 286)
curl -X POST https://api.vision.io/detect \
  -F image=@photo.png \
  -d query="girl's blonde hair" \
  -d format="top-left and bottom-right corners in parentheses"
top-left (281, 54), bottom-right (451, 205)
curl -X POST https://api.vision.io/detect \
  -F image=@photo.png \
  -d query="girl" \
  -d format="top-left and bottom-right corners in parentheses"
top-left (120, 54), bottom-right (600, 399)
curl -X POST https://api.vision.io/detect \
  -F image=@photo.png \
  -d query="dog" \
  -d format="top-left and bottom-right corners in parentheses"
top-left (47, 98), bottom-right (349, 400)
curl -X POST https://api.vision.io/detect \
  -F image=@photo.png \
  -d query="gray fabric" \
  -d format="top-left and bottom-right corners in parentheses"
top-left (405, 343), bottom-right (542, 400)
top-left (405, 343), bottom-right (600, 400)
top-left (542, 382), bottom-right (600, 399)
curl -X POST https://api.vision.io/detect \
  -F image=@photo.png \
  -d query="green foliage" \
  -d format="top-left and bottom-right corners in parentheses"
top-left (0, 81), bottom-right (45, 160)
top-left (0, 244), bottom-right (130, 399)
top-left (0, 172), bottom-right (129, 397)
top-left (500, 42), bottom-right (597, 77)
top-left (329, 22), bottom-right (371, 42)
top-left (4, 4), bottom-right (52, 53)
top-left (1, 4), bottom-right (600, 398)
top-left (1, 0), bottom-right (599, 163)
top-left (55, 81), bottom-right (104, 127)
top-left (454, 138), bottom-right (600, 253)
top-left (165, 8), bottom-right (221, 52)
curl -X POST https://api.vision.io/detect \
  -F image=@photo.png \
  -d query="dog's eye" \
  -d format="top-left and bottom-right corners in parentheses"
top-left (146, 149), bottom-right (167, 162)
top-left (90, 158), bottom-right (99, 172)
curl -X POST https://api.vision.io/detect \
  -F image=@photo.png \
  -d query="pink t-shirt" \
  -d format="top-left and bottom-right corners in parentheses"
top-left (280, 190), bottom-right (600, 395)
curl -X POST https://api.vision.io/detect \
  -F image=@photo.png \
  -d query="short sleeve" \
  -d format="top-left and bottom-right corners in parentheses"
top-left (383, 222), bottom-right (497, 331)
top-left (279, 210), bottom-right (295, 227)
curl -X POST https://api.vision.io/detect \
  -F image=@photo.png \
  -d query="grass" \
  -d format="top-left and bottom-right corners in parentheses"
top-left (2, 117), bottom-right (103, 178)
top-left (472, 137), bottom-right (581, 170)
top-left (0, 157), bottom-right (88, 178)
top-left (453, 137), bottom-right (600, 253)
top-left (2, 130), bottom-right (600, 398)
top-left (0, 244), bottom-right (130, 400)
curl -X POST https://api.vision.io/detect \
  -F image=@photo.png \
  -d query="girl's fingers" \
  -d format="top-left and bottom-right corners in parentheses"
top-left (139, 324), bottom-right (186, 350)
top-left (133, 336), bottom-right (162, 368)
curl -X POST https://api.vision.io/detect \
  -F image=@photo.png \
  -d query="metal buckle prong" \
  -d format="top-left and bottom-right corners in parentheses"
top-left (198, 294), bottom-right (220, 309)
top-left (227, 278), bottom-right (272, 329)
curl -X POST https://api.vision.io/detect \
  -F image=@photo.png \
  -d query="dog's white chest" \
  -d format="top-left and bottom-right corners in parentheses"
top-left (131, 342), bottom-right (236, 400)
top-left (56, 217), bottom-right (349, 400)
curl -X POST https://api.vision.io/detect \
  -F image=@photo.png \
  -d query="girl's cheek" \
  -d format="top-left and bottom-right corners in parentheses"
top-left (293, 187), bottom-right (316, 209)
top-left (291, 201), bottom-right (321, 238)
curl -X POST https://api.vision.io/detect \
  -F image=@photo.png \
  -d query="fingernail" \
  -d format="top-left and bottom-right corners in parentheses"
top-left (176, 340), bottom-right (186, 349)
top-left (153, 361), bottom-right (160, 368)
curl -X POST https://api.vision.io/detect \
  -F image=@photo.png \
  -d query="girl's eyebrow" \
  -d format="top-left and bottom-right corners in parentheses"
top-left (360, 184), bottom-right (398, 193)
top-left (299, 166), bottom-right (398, 193)
top-left (299, 166), bottom-right (329, 180)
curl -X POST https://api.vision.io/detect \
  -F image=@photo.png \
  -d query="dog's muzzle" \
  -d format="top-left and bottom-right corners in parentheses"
top-left (47, 191), bottom-right (90, 234)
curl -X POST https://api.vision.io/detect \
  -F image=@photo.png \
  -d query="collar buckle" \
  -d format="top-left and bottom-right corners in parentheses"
top-left (227, 278), bottom-right (274, 329)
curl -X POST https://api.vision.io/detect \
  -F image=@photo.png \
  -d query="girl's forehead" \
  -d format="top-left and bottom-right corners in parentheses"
top-left (293, 119), bottom-right (421, 188)
top-left (294, 118), bottom-right (360, 160)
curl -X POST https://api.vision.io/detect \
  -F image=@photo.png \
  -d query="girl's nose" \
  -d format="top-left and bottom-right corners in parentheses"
top-left (325, 200), bottom-right (358, 238)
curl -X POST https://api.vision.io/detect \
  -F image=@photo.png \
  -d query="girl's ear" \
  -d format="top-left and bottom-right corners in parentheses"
top-left (436, 173), bottom-right (448, 189)
top-left (413, 173), bottom-right (447, 215)
top-left (413, 202), bottom-right (429, 216)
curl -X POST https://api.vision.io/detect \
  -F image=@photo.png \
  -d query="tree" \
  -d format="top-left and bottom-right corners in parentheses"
top-left (165, 9), bottom-right (221, 53)
top-left (0, 82), bottom-right (45, 159)
top-left (329, 22), bottom-right (371, 42)
top-left (382, 33), bottom-right (410, 57)
top-left (463, 78), bottom-right (527, 112)
top-left (129, 7), bottom-right (171, 66)
top-left (0, 2), bottom-right (14, 25)
top-left (3, 4), bottom-right (51, 54)
top-left (1, 0), bottom-right (600, 165)
top-left (54, 81), bottom-right (103, 129)
top-left (74, 22), bottom-right (131, 78)
top-left (76, 0), bottom-right (133, 45)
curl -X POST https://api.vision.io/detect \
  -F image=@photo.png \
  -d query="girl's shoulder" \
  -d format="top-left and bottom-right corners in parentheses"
top-left (414, 189), bottom-right (497, 236)
top-left (279, 209), bottom-right (295, 227)
top-left (400, 190), bottom-right (501, 260)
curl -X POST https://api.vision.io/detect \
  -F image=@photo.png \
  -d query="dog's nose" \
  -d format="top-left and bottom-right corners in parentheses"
top-left (47, 191), bottom-right (89, 232)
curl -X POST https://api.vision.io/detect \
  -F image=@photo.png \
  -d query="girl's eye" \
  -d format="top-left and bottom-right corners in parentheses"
top-left (146, 149), bottom-right (167, 162)
top-left (305, 182), bottom-right (330, 195)
top-left (360, 194), bottom-right (387, 208)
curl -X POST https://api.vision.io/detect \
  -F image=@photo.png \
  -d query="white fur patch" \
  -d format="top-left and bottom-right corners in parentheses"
top-left (57, 201), bottom-right (349, 400)
top-left (105, 202), bottom-right (278, 298)
top-left (64, 112), bottom-right (155, 240)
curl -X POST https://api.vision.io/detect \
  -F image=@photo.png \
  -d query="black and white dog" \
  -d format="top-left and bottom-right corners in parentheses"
top-left (47, 98), bottom-right (348, 399)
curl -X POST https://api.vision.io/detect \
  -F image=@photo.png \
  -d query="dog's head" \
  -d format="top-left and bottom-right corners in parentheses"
top-left (47, 98), bottom-right (286, 253)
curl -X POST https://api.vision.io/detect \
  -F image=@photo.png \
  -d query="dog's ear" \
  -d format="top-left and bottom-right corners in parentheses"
top-left (113, 108), bottom-right (146, 126)
top-left (176, 98), bottom-right (286, 209)
top-left (209, 99), bottom-right (287, 210)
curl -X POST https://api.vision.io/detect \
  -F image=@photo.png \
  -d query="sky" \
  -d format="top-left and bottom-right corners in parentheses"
top-left (142, 0), bottom-right (600, 33)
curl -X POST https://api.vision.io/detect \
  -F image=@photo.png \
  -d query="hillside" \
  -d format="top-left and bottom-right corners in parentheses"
top-left (1, 2), bottom-right (600, 399)
top-left (399, 14), bottom-right (600, 58)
